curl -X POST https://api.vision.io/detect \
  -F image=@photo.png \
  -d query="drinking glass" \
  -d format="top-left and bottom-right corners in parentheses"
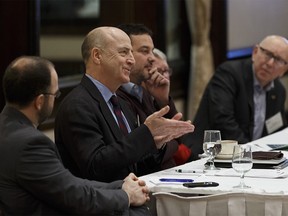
top-left (203, 130), bottom-right (222, 170)
top-left (232, 145), bottom-right (253, 189)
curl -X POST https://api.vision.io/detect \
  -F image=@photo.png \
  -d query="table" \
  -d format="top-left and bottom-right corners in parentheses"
top-left (140, 128), bottom-right (288, 196)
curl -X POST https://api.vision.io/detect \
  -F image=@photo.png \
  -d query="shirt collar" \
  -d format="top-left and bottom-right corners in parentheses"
top-left (121, 82), bottom-right (143, 102)
top-left (253, 69), bottom-right (274, 92)
top-left (85, 74), bottom-right (114, 102)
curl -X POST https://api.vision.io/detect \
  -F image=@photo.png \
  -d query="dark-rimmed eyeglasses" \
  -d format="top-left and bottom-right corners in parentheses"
top-left (43, 90), bottom-right (61, 99)
top-left (258, 46), bottom-right (287, 67)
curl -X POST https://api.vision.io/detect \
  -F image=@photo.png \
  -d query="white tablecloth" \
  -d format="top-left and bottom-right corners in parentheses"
top-left (140, 128), bottom-right (288, 195)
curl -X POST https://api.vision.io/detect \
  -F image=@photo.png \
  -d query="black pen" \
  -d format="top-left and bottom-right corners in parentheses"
top-left (175, 169), bottom-right (204, 174)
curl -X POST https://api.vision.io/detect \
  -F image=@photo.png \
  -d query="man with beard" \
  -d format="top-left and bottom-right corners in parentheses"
top-left (54, 26), bottom-right (194, 183)
top-left (117, 24), bottom-right (184, 172)
top-left (0, 56), bottom-right (152, 215)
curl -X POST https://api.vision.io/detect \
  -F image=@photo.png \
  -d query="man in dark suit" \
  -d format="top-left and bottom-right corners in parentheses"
top-left (183, 35), bottom-right (288, 161)
top-left (116, 23), bottom-right (183, 171)
top-left (0, 56), bottom-right (151, 215)
top-left (54, 27), bottom-right (194, 183)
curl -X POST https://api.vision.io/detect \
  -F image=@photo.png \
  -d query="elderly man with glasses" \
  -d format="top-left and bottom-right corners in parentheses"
top-left (183, 35), bottom-right (288, 161)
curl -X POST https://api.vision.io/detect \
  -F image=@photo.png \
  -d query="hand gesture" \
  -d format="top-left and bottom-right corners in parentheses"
top-left (144, 106), bottom-right (194, 149)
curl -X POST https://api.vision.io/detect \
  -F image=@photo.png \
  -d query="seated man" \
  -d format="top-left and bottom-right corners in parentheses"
top-left (0, 56), bottom-right (150, 215)
top-left (54, 26), bottom-right (194, 183)
top-left (183, 35), bottom-right (288, 161)
top-left (152, 48), bottom-right (192, 165)
top-left (117, 24), bottom-right (186, 171)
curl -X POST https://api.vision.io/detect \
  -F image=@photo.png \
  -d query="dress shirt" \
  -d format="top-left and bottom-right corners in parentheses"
top-left (253, 72), bottom-right (273, 140)
top-left (122, 82), bottom-right (143, 102)
top-left (86, 74), bottom-right (131, 133)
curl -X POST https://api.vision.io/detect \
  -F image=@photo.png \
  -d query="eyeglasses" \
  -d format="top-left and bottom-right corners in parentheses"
top-left (258, 46), bottom-right (288, 67)
top-left (43, 90), bottom-right (61, 99)
top-left (158, 68), bottom-right (173, 76)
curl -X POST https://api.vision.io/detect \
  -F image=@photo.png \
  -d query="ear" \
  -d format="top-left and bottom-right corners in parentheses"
top-left (251, 45), bottom-right (259, 62)
top-left (91, 47), bottom-right (102, 64)
top-left (34, 94), bottom-right (45, 111)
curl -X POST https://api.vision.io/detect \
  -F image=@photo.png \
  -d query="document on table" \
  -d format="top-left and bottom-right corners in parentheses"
top-left (215, 168), bottom-right (288, 179)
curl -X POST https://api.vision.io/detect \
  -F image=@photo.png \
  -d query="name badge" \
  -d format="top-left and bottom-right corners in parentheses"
top-left (265, 112), bottom-right (283, 134)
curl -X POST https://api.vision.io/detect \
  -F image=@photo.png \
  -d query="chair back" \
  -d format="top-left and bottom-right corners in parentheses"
top-left (153, 192), bottom-right (288, 216)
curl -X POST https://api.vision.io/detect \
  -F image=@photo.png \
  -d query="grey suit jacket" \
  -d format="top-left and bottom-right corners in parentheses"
top-left (0, 106), bottom-right (131, 215)
top-left (55, 75), bottom-right (157, 183)
top-left (183, 58), bottom-right (287, 161)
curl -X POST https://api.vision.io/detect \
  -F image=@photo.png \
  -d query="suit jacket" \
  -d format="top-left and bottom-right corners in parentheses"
top-left (54, 75), bottom-right (157, 182)
top-left (0, 106), bottom-right (131, 215)
top-left (183, 58), bottom-right (287, 161)
top-left (117, 86), bottom-right (179, 170)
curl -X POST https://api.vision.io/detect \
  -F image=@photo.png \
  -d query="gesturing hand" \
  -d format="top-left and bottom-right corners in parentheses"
top-left (144, 106), bottom-right (194, 149)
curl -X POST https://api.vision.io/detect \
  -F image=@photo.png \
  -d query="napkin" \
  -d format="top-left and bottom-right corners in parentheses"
top-left (252, 151), bottom-right (283, 160)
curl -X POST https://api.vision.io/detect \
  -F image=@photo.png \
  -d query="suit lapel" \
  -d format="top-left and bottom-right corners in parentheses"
top-left (242, 59), bottom-right (255, 139)
top-left (80, 76), bottom-right (124, 138)
top-left (119, 98), bottom-right (138, 130)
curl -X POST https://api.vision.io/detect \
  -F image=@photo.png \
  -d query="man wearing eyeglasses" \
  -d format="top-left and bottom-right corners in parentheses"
top-left (0, 56), bottom-right (152, 215)
top-left (183, 35), bottom-right (288, 160)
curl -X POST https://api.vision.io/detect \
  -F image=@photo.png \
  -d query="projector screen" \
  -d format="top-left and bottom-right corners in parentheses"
top-left (227, 0), bottom-right (288, 59)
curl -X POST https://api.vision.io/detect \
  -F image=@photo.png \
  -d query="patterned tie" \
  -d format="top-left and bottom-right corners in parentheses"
top-left (110, 95), bottom-right (128, 135)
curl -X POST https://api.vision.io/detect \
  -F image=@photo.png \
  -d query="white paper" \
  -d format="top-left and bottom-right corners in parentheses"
top-left (215, 168), bottom-right (288, 179)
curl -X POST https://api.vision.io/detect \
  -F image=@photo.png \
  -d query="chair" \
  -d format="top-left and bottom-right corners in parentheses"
top-left (153, 192), bottom-right (288, 216)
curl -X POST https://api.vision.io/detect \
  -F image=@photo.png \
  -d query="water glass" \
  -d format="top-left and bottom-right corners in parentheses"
top-left (232, 145), bottom-right (253, 189)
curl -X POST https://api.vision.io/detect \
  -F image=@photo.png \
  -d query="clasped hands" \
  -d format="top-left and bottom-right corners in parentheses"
top-left (122, 173), bottom-right (150, 206)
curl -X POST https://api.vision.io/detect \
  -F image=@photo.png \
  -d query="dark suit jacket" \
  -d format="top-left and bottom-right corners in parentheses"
top-left (117, 86), bottom-right (179, 170)
top-left (183, 58), bottom-right (287, 160)
top-left (0, 106), bottom-right (131, 215)
top-left (54, 75), bottom-right (157, 182)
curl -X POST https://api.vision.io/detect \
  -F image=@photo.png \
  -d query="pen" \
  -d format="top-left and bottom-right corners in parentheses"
top-left (175, 169), bottom-right (204, 174)
top-left (159, 178), bottom-right (194, 183)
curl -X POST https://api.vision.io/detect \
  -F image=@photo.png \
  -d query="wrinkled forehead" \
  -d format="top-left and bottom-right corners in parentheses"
top-left (260, 36), bottom-right (288, 59)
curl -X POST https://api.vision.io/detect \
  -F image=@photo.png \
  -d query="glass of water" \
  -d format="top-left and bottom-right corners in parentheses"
top-left (203, 130), bottom-right (222, 170)
top-left (232, 145), bottom-right (253, 189)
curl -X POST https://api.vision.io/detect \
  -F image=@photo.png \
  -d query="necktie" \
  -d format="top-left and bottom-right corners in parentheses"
top-left (110, 95), bottom-right (128, 135)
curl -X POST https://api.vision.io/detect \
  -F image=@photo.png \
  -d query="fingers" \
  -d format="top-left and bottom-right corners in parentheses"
top-left (124, 173), bottom-right (137, 182)
top-left (138, 179), bottom-right (146, 186)
top-left (129, 173), bottom-right (138, 181)
top-left (147, 68), bottom-right (169, 87)
top-left (172, 112), bottom-right (183, 120)
top-left (142, 185), bottom-right (149, 194)
top-left (148, 105), bottom-right (170, 119)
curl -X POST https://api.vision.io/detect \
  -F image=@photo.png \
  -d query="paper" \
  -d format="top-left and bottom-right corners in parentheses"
top-left (215, 168), bottom-right (288, 179)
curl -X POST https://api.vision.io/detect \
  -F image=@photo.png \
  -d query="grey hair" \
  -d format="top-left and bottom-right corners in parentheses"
top-left (153, 48), bottom-right (167, 61)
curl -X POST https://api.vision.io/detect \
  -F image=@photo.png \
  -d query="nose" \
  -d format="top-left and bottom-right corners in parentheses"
top-left (148, 52), bottom-right (156, 64)
top-left (127, 53), bottom-right (135, 65)
top-left (267, 57), bottom-right (275, 66)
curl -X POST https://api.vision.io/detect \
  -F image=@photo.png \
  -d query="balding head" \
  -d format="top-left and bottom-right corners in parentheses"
top-left (3, 56), bottom-right (54, 107)
top-left (81, 26), bottom-right (129, 64)
top-left (252, 35), bottom-right (288, 87)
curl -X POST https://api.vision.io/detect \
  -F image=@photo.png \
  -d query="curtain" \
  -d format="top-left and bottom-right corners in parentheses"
top-left (185, 0), bottom-right (214, 121)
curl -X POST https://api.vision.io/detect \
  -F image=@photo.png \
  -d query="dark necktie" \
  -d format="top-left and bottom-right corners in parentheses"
top-left (110, 95), bottom-right (128, 135)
